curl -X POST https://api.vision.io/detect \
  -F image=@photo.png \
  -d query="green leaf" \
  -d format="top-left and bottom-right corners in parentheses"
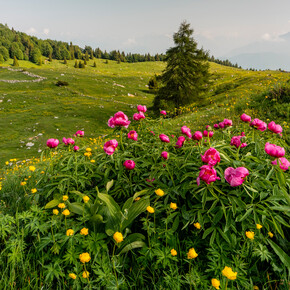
top-left (44, 199), bottom-right (60, 209)
top-left (68, 202), bottom-right (84, 215)
top-left (212, 208), bottom-right (223, 225)
top-left (268, 239), bottom-right (290, 269)
top-left (209, 229), bottom-right (216, 246)
top-left (170, 216), bottom-right (180, 233)
top-left (202, 227), bottom-right (214, 239)
top-left (237, 208), bottom-right (253, 222)
top-left (276, 170), bottom-right (286, 187)
top-left (118, 241), bottom-right (146, 255)
top-left (106, 180), bottom-right (114, 192)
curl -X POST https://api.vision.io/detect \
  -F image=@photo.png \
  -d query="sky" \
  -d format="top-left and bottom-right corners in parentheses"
top-left (1, 0), bottom-right (290, 58)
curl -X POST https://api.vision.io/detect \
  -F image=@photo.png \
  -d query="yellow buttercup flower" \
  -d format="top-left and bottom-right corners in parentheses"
top-left (53, 209), bottom-right (59, 215)
top-left (146, 206), bottom-right (155, 214)
top-left (62, 195), bottom-right (69, 201)
top-left (193, 222), bottom-right (201, 230)
top-left (256, 224), bottom-right (262, 230)
top-left (155, 188), bottom-right (165, 197)
top-left (31, 188), bottom-right (37, 194)
top-left (222, 266), bottom-right (237, 280)
top-left (66, 229), bottom-right (74, 236)
top-left (80, 228), bottom-right (89, 236)
top-left (62, 209), bottom-right (70, 216)
top-left (86, 148), bottom-right (92, 152)
top-left (79, 252), bottom-right (91, 263)
top-left (90, 159), bottom-right (95, 163)
top-left (58, 203), bottom-right (65, 209)
top-left (170, 249), bottom-right (177, 256)
top-left (134, 197), bottom-right (141, 201)
top-left (69, 273), bottom-right (76, 279)
top-left (20, 181), bottom-right (26, 186)
top-left (41, 171), bottom-right (45, 174)
top-left (83, 195), bottom-right (90, 203)
top-left (268, 232), bottom-right (274, 238)
top-left (113, 232), bottom-right (124, 243)
top-left (211, 278), bottom-right (220, 289)
top-left (170, 202), bottom-right (177, 210)
top-left (246, 231), bottom-right (255, 240)
top-left (187, 248), bottom-right (198, 259)
top-left (29, 166), bottom-right (36, 172)
top-left (82, 271), bottom-right (89, 278)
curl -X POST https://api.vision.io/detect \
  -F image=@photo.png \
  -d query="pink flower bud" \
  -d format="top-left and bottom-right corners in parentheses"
top-left (160, 110), bottom-right (167, 115)
top-left (230, 136), bottom-right (247, 148)
top-left (201, 148), bottom-right (221, 166)
top-left (268, 121), bottom-right (283, 134)
top-left (159, 134), bottom-right (170, 143)
top-left (161, 151), bottom-right (169, 159)
top-left (123, 160), bottom-right (135, 170)
top-left (214, 124), bottom-right (219, 129)
top-left (137, 105), bottom-right (147, 113)
top-left (250, 118), bottom-right (267, 131)
top-left (73, 146), bottom-right (79, 151)
top-left (62, 137), bottom-right (75, 146)
top-left (219, 122), bottom-right (225, 128)
top-left (223, 119), bottom-right (233, 127)
top-left (224, 167), bottom-right (249, 187)
top-left (197, 165), bottom-right (220, 185)
top-left (181, 126), bottom-right (192, 138)
top-left (108, 111), bottom-right (131, 128)
top-left (103, 139), bottom-right (118, 155)
top-left (47, 138), bottom-right (59, 148)
top-left (75, 130), bottom-right (84, 137)
top-left (265, 143), bottom-right (285, 158)
top-left (133, 112), bottom-right (145, 121)
top-left (271, 157), bottom-right (290, 171)
top-left (175, 136), bottom-right (186, 148)
top-left (240, 113), bottom-right (251, 123)
top-left (193, 131), bottom-right (203, 141)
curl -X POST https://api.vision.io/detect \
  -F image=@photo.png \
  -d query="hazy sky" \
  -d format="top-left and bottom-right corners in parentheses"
top-left (1, 0), bottom-right (290, 57)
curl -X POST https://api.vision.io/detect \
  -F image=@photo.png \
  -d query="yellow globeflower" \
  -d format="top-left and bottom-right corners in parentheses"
top-left (69, 273), bottom-right (76, 279)
top-left (62, 209), bottom-right (70, 216)
top-left (86, 148), bottom-right (92, 152)
top-left (134, 197), bottom-right (141, 201)
top-left (222, 266), bottom-right (237, 280)
top-left (146, 206), bottom-right (155, 214)
top-left (256, 224), bottom-right (262, 230)
top-left (53, 209), bottom-right (59, 215)
top-left (253, 286), bottom-right (259, 290)
top-left (31, 188), bottom-right (37, 194)
top-left (79, 252), bottom-right (91, 263)
top-left (20, 182), bottom-right (26, 186)
top-left (63, 195), bottom-right (69, 201)
top-left (80, 228), bottom-right (89, 236)
top-left (268, 232), bottom-right (274, 238)
top-left (83, 195), bottom-right (90, 203)
top-left (82, 271), bottom-right (89, 278)
top-left (29, 166), bottom-right (36, 172)
top-left (246, 231), bottom-right (255, 240)
top-left (90, 159), bottom-right (95, 163)
top-left (66, 229), bottom-right (74, 236)
top-left (193, 222), bottom-right (201, 230)
top-left (211, 278), bottom-right (220, 289)
top-left (187, 248), bottom-right (198, 259)
top-left (113, 232), bottom-right (124, 243)
top-left (58, 203), bottom-right (66, 209)
top-left (155, 189), bottom-right (165, 197)
top-left (170, 249), bottom-right (177, 256)
top-left (41, 171), bottom-right (45, 174)
top-left (170, 202), bottom-right (177, 210)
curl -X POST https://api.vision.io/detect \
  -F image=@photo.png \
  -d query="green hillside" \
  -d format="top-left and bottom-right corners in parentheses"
top-left (0, 58), bottom-right (289, 165)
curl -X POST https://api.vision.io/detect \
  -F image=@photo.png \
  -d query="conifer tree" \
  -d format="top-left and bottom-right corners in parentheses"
top-left (85, 51), bottom-right (89, 61)
top-left (49, 53), bottom-right (53, 62)
top-left (74, 60), bottom-right (78, 68)
top-left (153, 21), bottom-right (210, 112)
top-left (13, 56), bottom-right (19, 66)
top-left (93, 61), bottom-right (96, 67)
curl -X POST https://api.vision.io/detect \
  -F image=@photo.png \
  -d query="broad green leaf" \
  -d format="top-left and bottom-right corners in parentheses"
top-left (237, 208), bottom-right (253, 222)
top-left (212, 208), bottom-right (223, 225)
top-left (268, 239), bottom-right (290, 269)
top-left (202, 227), bottom-right (214, 239)
top-left (45, 199), bottom-right (60, 209)
top-left (170, 216), bottom-right (180, 233)
top-left (118, 241), bottom-right (146, 255)
top-left (68, 202), bottom-right (84, 215)
top-left (106, 180), bottom-right (114, 192)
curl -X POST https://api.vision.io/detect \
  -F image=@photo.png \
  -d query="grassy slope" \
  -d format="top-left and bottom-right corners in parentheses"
top-left (0, 59), bottom-right (289, 165)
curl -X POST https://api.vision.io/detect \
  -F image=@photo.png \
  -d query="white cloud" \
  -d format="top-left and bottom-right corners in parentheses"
top-left (261, 32), bottom-right (284, 42)
top-left (122, 38), bottom-right (137, 46)
top-left (43, 28), bottom-right (50, 35)
top-left (26, 27), bottom-right (36, 34)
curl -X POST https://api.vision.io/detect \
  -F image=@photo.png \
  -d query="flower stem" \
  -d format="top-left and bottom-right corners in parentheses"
top-left (112, 244), bottom-right (119, 288)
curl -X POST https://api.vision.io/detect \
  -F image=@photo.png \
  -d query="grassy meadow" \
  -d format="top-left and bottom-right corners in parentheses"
top-left (0, 58), bottom-right (289, 166)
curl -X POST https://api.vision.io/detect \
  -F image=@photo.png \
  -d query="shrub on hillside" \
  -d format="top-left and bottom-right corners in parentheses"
top-left (56, 80), bottom-right (69, 87)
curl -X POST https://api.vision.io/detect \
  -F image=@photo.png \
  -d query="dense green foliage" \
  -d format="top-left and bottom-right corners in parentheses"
top-left (154, 21), bottom-right (210, 112)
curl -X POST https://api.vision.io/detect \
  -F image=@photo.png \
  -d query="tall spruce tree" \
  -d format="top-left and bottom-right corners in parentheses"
top-left (153, 21), bottom-right (210, 113)
top-left (13, 56), bottom-right (19, 66)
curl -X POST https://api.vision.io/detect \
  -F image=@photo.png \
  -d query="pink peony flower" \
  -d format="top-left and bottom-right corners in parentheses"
top-left (203, 130), bottom-right (214, 138)
top-left (160, 110), bottom-right (167, 115)
top-left (74, 130), bottom-right (84, 137)
top-left (108, 111), bottom-right (131, 128)
top-left (250, 118), bottom-right (267, 131)
top-left (159, 134), bottom-right (170, 143)
top-left (103, 139), bottom-right (118, 155)
top-left (161, 151), bottom-right (169, 159)
top-left (128, 130), bottom-right (138, 141)
top-left (133, 112), bottom-right (145, 121)
top-left (219, 121), bottom-right (225, 129)
top-left (175, 136), bottom-right (186, 148)
top-left (223, 119), bottom-right (233, 127)
top-left (230, 136), bottom-right (247, 148)
top-left (137, 105), bottom-right (147, 113)
top-left (193, 131), bottom-right (203, 141)
top-left (271, 157), bottom-right (290, 171)
top-left (73, 146), bottom-right (79, 151)
top-left (201, 148), bottom-right (221, 166)
top-left (123, 160), bottom-right (135, 170)
top-left (197, 165), bottom-right (220, 185)
top-left (224, 167), bottom-right (249, 187)
top-left (47, 138), bottom-right (59, 148)
top-left (206, 125), bottom-right (210, 129)
top-left (265, 143), bottom-right (285, 158)
top-left (214, 124), bottom-right (219, 129)
top-left (268, 121), bottom-right (283, 134)
top-left (240, 113), bottom-right (251, 123)
top-left (181, 126), bottom-right (192, 138)
top-left (62, 137), bottom-right (75, 146)
top-left (150, 131), bottom-right (155, 136)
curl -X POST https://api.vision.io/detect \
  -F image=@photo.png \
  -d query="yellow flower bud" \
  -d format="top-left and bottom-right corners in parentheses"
top-left (268, 232), bottom-right (274, 238)
top-left (80, 228), bottom-right (89, 236)
top-left (53, 209), bottom-right (59, 215)
top-left (62, 209), bottom-right (70, 216)
top-left (246, 231), bottom-right (255, 240)
top-left (211, 278), bottom-right (220, 289)
top-left (79, 252), bottom-right (91, 263)
top-left (222, 266), bottom-right (237, 280)
top-left (113, 232), bottom-right (124, 243)
top-left (58, 203), bottom-right (65, 209)
top-left (187, 248), bottom-right (198, 259)
top-left (170, 202), bottom-right (177, 210)
top-left (170, 249), bottom-right (177, 256)
top-left (193, 222), bottom-right (201, 230)
top-left (256, 224), bottom-right (262, 230)
top-left (83, 195), bottom-right (90, 203)
top-left (66, 229), bottom-right (74, 236)
top-left (146, 206), bottom-right (154, 214)
top-left (29, 166), bottom-right (36, 172)
top-left (69, 273), bottom-right (76, 279)
top-left (31, 188), bottom-right (37, 194)
top-left (82, 271), bottom-right (89, 278)
top-left (155, 189), bottom-right (165, 197)
top-left (62, 195), bottom-right (69, 201)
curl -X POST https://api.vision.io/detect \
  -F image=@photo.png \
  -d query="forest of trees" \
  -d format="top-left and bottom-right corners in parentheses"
top-left (0, 24), bottom-right (165, 64)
